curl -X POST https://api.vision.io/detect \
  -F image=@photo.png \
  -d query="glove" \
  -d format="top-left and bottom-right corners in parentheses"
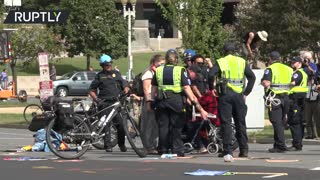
top-left (150, 101), bottom-right (157, 110)
top-left (94, 98), bottom-right (103, 105)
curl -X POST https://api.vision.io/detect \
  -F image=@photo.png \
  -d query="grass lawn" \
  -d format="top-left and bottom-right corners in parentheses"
top-left (0, 52), bottom-right (165, 76)
top-left (0, 113), bottom-right (27, 128)
top-left (248, 126), bottom-right (291, 139)
top-left (0, 101), bottom-right (30, 107)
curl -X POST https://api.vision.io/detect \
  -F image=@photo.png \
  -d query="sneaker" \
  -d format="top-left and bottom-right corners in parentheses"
top-left (218, 153), bottom-right (224, 158)
top-left (238, 151), bottom-right (248, 157)
top-left (268, 148), bottom-right (286, 153)
top-left (105, 148), bottom-right (113, 152)
top-left (147, 149), bottom-right (158, 155)
top-left (224, 154), bottom-right (234, 162)
top-left (197, 147), bottom-right (208, 154)
top-left (119, 145), bottom-right (127, 152)
top-left (304, 136), bottom-right (315, 139)
top-left (177, 152), bottom-right (185, 157)
top-left (287, 146), bottom-right (302, 151)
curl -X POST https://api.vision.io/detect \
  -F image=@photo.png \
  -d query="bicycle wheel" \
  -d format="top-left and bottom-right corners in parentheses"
top-left (92, 124), bottom-right (118, 149)
top-left (121, 111), bottom-right (147, 158)
top-left (23, 104), bottom-right (44, 125)
top-left (46, 114), bottom-right (91, 159)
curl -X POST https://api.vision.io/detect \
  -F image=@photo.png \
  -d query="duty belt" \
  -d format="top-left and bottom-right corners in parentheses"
top-left (270, 84), bottom-right (290, 90)
top-left (228, 79), bottom-right (243, 85)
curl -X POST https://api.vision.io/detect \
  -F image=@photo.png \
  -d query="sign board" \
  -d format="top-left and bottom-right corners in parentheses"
top-left (246, 70), bottom-right (265, 129)
top-left (38, 53), bottom-right (53, 100)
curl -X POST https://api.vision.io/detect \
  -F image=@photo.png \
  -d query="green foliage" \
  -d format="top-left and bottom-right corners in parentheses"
top-left (0, 52), bottom-right (163, 76)
top-left (10, 26), bottom-right (63, 66)
top-left (54, 0), bottom-right (127, 68)
top-left (234, 0), bottom-right (320, 55)
top-left (155, 0), bottom-right (227, 58)
top-left (21, 0), bottom-right (60, 10)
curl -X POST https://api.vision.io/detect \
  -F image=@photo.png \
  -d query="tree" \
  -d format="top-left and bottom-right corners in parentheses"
top-left (9, 27), bottom-right (63, 94)
top-left (11, 27), bottom-right (63, 65)
top-left (155, 0), bottom-right (227, 58)
top-left (20, 0), bottom-right (60, 9)
top-left (55, 0), bottom-right (127, 70)
top-left (234, 0), bottom-right (320, 56)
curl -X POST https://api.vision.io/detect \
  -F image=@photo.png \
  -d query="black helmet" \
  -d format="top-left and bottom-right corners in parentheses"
top-left (165, 49), bottom-right (178, 61)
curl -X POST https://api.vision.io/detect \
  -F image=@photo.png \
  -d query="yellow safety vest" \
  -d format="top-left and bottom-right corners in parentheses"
top-left (268, 63), bottom-right (293, 94)
top-left (156, 65), bottom-right (184, 93)
top-left (289, 68), bottom-right (308, 94)
top-left (217, 55), bottom-right (246, 93)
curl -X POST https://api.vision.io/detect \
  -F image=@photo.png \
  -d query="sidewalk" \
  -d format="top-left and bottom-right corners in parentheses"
top-left (0, 107), bottom-right (24, 114)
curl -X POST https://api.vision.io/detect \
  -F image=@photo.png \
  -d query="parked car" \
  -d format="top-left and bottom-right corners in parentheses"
top-left (53, 71), bottom-right (96, 97)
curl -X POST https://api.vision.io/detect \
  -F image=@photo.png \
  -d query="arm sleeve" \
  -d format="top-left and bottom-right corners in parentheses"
top-left (261, 68), bottom-right (272, 82)
top-left (89, 74), bottom-right (101, 90)
top-left (208, 64), bottom-right (221, 90)
top-left (291, 71), bottom-right (303, 85)
top-left (181, 69), bottom-right (191, 86)
top-left (119, 72), bottom-right (128, 89)
top-left (243, 63), bottom-right (256, 96)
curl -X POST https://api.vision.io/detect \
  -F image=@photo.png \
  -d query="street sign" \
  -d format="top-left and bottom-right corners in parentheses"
top-left (38, 53), bottom-right (53, 100)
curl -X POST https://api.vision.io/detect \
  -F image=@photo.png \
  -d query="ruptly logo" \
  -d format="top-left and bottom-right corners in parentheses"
top-left (4, 10), bottom-right (69, 24)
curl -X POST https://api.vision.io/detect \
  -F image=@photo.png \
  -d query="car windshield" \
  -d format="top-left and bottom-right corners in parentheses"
top-left (57, 72), bottom-right (75, 80)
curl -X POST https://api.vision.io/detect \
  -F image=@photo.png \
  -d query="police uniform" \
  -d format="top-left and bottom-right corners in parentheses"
top-left (208, 52), bottom-right (256, 157)
top-left (151, 64), bottom-right (190, 156)
top-left (288, 63), bottom-right (308, 150)
top-left (261, 62), bottom-right (293, 152)
top-left (90, 69), bottom-right (128, 150)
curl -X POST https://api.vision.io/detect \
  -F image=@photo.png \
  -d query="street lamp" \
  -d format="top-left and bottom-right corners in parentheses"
top-left (121, 0), bottom-right (136, 82)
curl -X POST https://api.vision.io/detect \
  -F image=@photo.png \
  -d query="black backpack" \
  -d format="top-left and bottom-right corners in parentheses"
top-left (131, 72), bottom-right (144, 96)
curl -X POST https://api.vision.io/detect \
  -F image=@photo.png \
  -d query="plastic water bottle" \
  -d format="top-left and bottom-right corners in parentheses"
top-left (97, 115), bottom-right (106, 127)
top-left (160, 154), bottom-right (177, 159)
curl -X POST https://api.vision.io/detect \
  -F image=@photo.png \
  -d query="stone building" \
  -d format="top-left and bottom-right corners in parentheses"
top-left (115, 0), bottom-right (239, 51)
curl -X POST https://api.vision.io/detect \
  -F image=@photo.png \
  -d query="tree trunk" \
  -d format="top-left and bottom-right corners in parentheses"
top-left (86, 54), bottom-right (90, 70)
top-left (10, 61), bottom-right (17, 95)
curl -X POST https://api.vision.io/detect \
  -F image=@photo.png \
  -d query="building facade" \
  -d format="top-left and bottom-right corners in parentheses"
top-left (115, 0), bottom-right (239, 51)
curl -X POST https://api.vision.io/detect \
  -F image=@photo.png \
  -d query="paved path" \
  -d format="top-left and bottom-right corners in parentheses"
top-left (0, 107), bottom-right (25, 114)
top-left (0, 128), bottom-right (320, 179)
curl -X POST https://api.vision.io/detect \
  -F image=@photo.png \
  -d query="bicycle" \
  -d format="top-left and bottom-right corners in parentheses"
top-left (73, 98), bottom-right (118, 150)
top-left (23, 101), bottom-right (44, 125)
top-left (45, 94), bottom-right (147, 159)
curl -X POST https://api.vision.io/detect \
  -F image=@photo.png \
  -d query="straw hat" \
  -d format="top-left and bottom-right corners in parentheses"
top-left (257, 31), bottom-right (268, 41)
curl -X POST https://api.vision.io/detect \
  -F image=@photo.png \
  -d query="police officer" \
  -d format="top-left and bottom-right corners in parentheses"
top-left (261, 51), bottom-right (293, 153)
top-left (89, 54), bottom-right (129, 152)
top-left (149, 49), bottom-right (208, 157)
top-left (183, 49), bottom-right (197, 69)
top-left (208, 43), bottom-right (256, 162)
top-left (287, 56), bottom-right (308, 151)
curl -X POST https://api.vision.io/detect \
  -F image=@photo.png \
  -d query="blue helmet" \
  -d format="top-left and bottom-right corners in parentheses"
top-left (99, 54), bottom-right (112, 66)
top-left (165, 49), bottom-right (179, 60)
top-left (183, 49), bottom-right (196, 61)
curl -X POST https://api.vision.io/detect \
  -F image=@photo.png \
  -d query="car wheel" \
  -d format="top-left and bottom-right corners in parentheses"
top-left (18, 90), bottom-right (28, 102)
top-left (57, 87), bottom-right (68, 97)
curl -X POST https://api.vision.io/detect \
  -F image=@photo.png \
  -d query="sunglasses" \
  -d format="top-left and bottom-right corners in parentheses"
top-left (196, 62), bottom-right (204, 65)
top-left (102, 62), bottom-right (113, 66)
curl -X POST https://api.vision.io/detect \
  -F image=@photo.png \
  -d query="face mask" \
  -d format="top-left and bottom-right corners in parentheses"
top-left (156, 63), bottom-right (164, 67)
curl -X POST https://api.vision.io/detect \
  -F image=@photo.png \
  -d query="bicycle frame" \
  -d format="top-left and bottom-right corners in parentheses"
top-left (73, 99), bottom-right (125, 144)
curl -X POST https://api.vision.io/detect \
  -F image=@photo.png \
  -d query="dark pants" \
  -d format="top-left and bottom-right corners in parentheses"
top-left (218, 92), bottom-right (248, 155)
top-left (140, 100), bottom-right (158, 150)
top-left (288, 94), bottom-right (305, 149)
top-left (99, 102), bottom-right (125, 148)
top-left (268, 95), bottom-right (289, 150)
top-left (156, 107), bottom-right (186, 154)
